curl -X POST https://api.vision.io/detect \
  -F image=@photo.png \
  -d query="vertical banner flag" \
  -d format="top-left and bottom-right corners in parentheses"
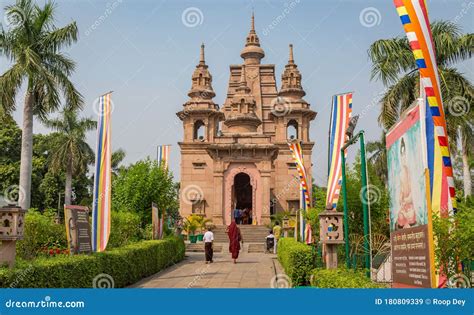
top-left (92, 92), bottom-right (112, 252)
top-left (157, 145), bottom-right (171, 169)
top-left (394, 0), bottom-right (456, 217)
top-left (326, 93), bottom-right (353, 210)
top-left (288, 141), bottom-right (310, 241)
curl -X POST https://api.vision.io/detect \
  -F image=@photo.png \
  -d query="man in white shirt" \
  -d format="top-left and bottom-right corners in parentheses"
top-left (203, 227), bottom-right (214, 263)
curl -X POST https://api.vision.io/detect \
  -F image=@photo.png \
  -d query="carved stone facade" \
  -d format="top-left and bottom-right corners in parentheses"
top-left (177, 14), bottom-right (316, 225)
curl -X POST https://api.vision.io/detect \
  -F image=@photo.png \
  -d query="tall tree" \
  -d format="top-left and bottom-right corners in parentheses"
top-left (366, 133), bottom-right (388, 186)
top-left (44, 109), bottom-right (96, 205)
top-left (369, 20), bottom-right (473, 197)
top-left (0, 0), bottom-right (83, 209)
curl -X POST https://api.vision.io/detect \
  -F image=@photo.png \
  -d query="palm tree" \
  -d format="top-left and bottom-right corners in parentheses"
top-left (369, 20), bottom-right (473, 197)
top-left (366, 133), bottom-right (388, 186)
top-left (0, 0), bottom-right (83, 209)
top-left (44, 109), bottom-right (96, 205)
top-left (111, 149), bottom-right (126, 175)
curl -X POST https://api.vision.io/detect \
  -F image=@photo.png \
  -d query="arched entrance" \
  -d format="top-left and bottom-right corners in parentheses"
top-left (233, 173), bottom-right (253, 224)
top-left (223, 163), bottom-right (262, 225)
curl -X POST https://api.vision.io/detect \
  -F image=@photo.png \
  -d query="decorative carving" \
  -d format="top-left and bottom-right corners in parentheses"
top-left (0, 205), bottom-right (26, 240)
top-left (319, 211), bottom-right (344, 244)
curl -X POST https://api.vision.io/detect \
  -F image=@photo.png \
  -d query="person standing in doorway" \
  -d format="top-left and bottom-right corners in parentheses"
top-left (272, 222), bottom-right (282, 254)
top-left (203, 226), bottom-right (214, 264)
top-left (226, 221), bottom-right (243, 263)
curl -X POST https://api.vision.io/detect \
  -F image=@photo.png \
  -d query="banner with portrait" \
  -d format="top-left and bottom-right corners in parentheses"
top-left (386, 103), bottom-right (435, 288)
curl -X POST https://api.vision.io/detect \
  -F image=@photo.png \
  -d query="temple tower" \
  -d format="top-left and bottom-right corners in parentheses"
top-left (177, 15), bottom-right (316, 225)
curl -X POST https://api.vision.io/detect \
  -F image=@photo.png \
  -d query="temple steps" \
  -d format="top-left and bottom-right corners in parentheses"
top-left (184, 226), bottom-right (271, 253)
top-left (212, 225), bottom-right (270, 243)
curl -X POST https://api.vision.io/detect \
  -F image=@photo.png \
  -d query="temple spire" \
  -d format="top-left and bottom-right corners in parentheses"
top-left (279, 44), bottom-right (305, 99)
top-left (288, 44), bottom-right (294, 64)
top-left (188, 43), bottom-right (215, 99)
top-left (240, 12), bottom-right (265, 65)
top-left (199, 43), bottom-right (205, 65)
top-left (236, 65), bottom-right (251, 94)
top-left (251, 11), bottom-right (255, 33)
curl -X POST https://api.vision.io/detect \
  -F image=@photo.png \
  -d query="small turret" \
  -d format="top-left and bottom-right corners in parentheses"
top-left (240, 12), bottom-right (265, 65)
top-left (279, 44), bottom-right (305, 99)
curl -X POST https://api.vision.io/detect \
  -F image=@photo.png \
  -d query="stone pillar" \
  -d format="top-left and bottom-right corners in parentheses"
top-left (213, 160), bottom-right (224, 225)
top-left (260, 161), bottom-right (272, 225)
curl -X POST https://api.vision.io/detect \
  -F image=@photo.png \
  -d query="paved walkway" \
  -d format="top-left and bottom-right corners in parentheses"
top-left (132, 246), bottom-right (285, 288)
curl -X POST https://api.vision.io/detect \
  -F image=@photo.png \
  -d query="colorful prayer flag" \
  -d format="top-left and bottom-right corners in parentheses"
top-left (157, 145), bottom-right (171, 168)
top-left (92, 93), bottom-right (113, 252)
top-left (288, 141), bottom-right (311, 241)
top-left (394, 0), bottom-right (457, 288)
top-left (326, 93), bottom-right (353, 210)
top-left (393, 0), bottom-right (456, 215)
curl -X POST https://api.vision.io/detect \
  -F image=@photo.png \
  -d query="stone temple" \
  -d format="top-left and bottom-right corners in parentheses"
top-left (177, 14), bottom-right (316, 226)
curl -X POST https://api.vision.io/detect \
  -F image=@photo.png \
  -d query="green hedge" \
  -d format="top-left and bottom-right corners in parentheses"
top-left (310, 268), bottom-right (387, 288)
top-left (0, 237), bottom-right (185, 288)
top-left (277, 238), bottom-right (315, 286)
top-left (16, 209), bottom-right (67, 259)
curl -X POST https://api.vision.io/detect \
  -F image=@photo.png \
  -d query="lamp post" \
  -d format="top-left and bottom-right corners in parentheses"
top-left (340, 116), bottom-right (371, 276)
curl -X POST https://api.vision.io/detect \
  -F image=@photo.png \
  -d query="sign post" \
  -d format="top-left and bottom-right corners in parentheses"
top-left (64, 205), bottom-right (92, 255)
top-left (386, 104), bottom-right (435, 288)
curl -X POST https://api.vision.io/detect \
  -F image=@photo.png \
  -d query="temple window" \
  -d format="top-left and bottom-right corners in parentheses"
top-left (287, 119), bottom-right (298, 140)
top-left (194, 120), bottom-right (205, 141)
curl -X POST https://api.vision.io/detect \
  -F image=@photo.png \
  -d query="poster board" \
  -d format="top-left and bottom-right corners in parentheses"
top-left (152, 202), bottom-right (164, 240)
top-left (386, 103), bottom-right (435, 288)
top-left (64, 205), bottom-right (92, 254)
top-left (152, 203), bottom-right (159, 240)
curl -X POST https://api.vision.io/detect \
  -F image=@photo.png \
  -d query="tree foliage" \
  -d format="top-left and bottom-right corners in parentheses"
top-left (112, 159), bottom-right (178, 226)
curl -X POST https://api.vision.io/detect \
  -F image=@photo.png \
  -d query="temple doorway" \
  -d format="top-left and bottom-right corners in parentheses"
top-left (233, 172), bottom-right (253, 224)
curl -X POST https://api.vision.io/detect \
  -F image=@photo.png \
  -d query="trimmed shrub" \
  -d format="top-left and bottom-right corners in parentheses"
top-left (108, 211), bottom-right (142, 248)
top-left (277, 238), bottom-right (315, 286)
top-left (16, 209), bottom-right (67, 260)
top-left (0, 237), bottom-right (185, 288)
top-left (310, 268), bottom-right (387, 288)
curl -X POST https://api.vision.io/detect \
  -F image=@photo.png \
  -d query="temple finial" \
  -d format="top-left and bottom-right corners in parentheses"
top-left (199, 43), bottom-right (205, 65)
top-left (289, 44), bottom-right (294, 64)
top-left (251, 11), bottom-right (255, 32)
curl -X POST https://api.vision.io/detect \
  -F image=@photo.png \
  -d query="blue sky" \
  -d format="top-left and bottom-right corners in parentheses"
top-left (2, 0), bottom-right (473, 185)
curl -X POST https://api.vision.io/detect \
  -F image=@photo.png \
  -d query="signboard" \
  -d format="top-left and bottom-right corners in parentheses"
top-left (152, 203), bottom-right (159, 239)
top-left (386, 103), bottom-right (434, 288)
top-left (152, 203), bottom-right (164, 240)
top-left (64, 205), bottom-right (92, 254)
